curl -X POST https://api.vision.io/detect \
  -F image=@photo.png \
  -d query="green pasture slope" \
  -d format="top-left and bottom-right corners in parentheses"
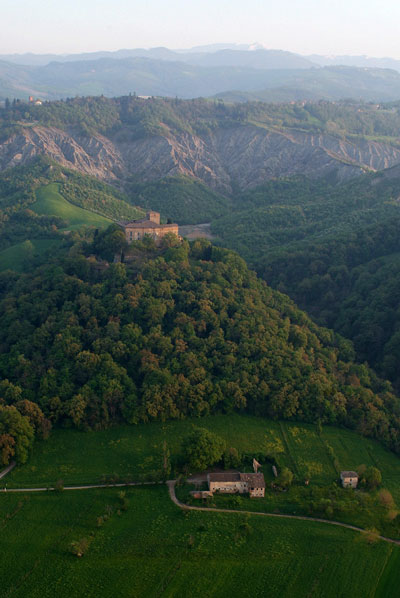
top-left (5, 415), bottom-right (400, 498)
top-left (0, 485), bottom-right (398, 598)
top-left (0, 238), bottom-right (60, 271)
top-left (33, 183), bottom-right (111, 229)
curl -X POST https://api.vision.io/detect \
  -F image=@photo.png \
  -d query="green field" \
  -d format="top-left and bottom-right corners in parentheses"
top-left (4, 415), bottom-right (400, 495)
top-left (3, 415), bottom-right (400, 596)
top-left (33, 183), bottom-right (111, 229)
top-left (0, 485), bottom-right (398, 598)
top-left (0, 238), bottom-right (61, 271)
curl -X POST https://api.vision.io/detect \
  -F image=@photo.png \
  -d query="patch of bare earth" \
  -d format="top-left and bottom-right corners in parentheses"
top-left (179, 223), bottom-right (214, 240)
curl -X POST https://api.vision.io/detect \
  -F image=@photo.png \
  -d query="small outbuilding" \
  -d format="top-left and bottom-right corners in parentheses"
top-left (340, 471), bottom-right (359, 489)
top-left (190, 490), bottom-right (213, 499)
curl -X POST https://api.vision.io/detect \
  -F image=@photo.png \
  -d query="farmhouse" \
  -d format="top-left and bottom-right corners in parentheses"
top-left (207, 472), bottom-right (265, 498)
top-left (119, 211), bottom-right (179, 243)
top-left (340, 471), bottom-right (359, 488)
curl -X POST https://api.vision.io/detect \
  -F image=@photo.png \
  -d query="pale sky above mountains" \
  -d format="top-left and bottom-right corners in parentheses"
top-left (3, 0), bottom-right (400, 58)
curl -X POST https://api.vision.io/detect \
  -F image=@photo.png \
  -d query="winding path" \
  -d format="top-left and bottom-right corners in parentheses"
top-left (2, 463), bottom-right (400, 548)
top-left (167, 480), bottom-right (400, 547)
top-left (0, 461), bottom-right (16, 479)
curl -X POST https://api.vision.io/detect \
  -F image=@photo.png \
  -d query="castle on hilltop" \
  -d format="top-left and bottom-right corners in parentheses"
top-left (119, 211), bottom-right (179, 243)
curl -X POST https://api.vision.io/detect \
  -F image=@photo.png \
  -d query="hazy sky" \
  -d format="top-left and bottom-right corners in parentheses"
top-left (3, 0), bottom-right (400, 58)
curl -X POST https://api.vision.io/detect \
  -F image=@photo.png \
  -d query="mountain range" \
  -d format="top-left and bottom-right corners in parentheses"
top-left (1, 44), bottom-right (400, 102)
top-left (2, 43), bottom-right (400, 72)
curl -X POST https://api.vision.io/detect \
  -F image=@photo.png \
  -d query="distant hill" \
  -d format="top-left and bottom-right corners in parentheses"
top-left (307, 54), bottom-right (400, 73)
top-left (214, 66), bottom-right (400, 102)
top-left (0, 46), bottom-right (316, 69)
top-left (1, 54), bottom-right (400, 102)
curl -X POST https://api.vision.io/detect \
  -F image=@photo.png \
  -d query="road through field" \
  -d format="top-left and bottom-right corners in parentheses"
top-left (1, 464), bottom-right (400, 549)
top-left (167, 480), bottom-right (400, 548)
top-left (1, 480), bottom-right (162, 492)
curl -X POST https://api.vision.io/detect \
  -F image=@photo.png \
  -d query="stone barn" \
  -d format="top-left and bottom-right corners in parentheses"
top-left (207, 472), bottom-right (265, 498)
top-left (340, 471), bottom-right (359, 488)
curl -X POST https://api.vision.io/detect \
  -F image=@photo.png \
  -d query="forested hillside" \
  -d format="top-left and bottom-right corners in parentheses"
top-left (0, 231), bottom-right (399, 464)
top-left (211, 171), bottom-right (400, 390)
top-left (3, 95), bottom-right (400, 141)
top-left (126, 175), bottom-right (230, 224)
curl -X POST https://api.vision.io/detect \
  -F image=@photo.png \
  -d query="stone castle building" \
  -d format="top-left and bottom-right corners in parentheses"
top-left (120, 211), bottom-right (179, 243)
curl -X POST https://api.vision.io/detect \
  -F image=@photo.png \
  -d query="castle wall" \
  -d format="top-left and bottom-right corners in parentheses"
top-left (124, 224), bottom-right (179, 243)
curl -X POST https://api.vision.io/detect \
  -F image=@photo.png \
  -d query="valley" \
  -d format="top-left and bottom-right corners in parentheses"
top-left (2, 95), bottom-right (400, 597)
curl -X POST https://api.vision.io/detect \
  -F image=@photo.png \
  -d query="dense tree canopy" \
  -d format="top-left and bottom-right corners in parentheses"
top-left (212, 173), bottom-right (400, 391)
top-left (182, 427), bottom-right (226, 471)
top-left (0, 232), bottom-right (399, 454)
top-left (0, 405), bottom-right (34, 465)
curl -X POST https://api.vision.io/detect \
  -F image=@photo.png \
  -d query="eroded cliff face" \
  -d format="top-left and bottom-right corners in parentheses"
top-left (2, 124), bottom-right (400, 192)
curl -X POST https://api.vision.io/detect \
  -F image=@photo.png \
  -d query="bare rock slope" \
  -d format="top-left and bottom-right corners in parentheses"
top-left (2, 125), bottom-right (400, 192)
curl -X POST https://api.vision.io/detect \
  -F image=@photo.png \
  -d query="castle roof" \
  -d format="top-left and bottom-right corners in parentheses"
top-left (120, 219), bottom-right (177, 229)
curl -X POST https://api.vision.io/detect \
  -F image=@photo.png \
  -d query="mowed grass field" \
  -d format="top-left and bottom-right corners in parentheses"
top-left (0, 239), bottom-right (61, 271)
top-left (4, 415), bottom-right (400, 499)
top-left (0, 485), bottom-right (399, 598)
top-left (33, 183), bottom-right (111, 229)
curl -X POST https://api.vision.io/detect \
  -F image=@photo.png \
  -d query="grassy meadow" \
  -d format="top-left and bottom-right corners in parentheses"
top-left (0, 485), bottom-right (399, 598)
top-left (33, 183), bottom-right (111, 229)
top-left (4, 414), bottom-right (400, 496)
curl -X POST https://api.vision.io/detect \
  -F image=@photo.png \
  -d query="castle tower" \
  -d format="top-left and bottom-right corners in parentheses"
top-left (146, 211), bottom-right (160, 224)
